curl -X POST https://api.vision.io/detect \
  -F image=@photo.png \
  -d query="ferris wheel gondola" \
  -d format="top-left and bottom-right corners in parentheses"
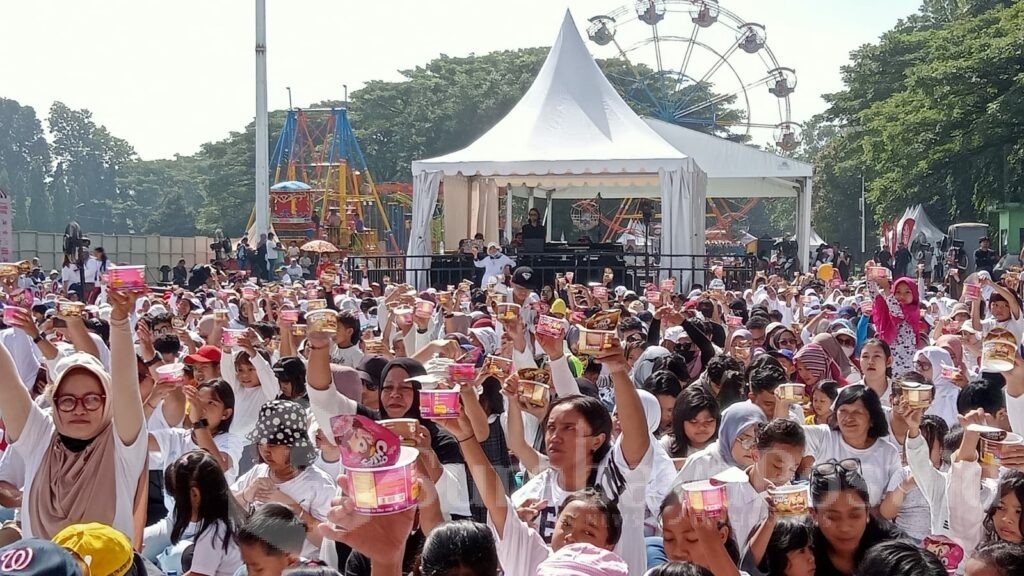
top-left (588, 0), bottom-right (801, 151)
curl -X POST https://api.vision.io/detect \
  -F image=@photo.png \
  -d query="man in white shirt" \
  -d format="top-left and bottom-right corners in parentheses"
top-left (285, 257), bottom-right (304, 281)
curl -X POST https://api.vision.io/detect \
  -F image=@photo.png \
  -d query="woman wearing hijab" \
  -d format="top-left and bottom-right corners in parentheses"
top-left (812, 333), bottom-right (858, 382)
top-left (765, 322), bottom-right (800, 354)
top-left (630, 346), bottom-right (672, 388)
top-left (0, 290), bottom-right (147, 540)
top-left (305, 342), bottom-right (469, 519)
top-left (673, 402), bottom-right (767, 485)
top-left (935, 334), bottom-right (972, 383)
top-left (871, 276), bottom-right (922, 375)
top-left (911, 347), bottom-right (960, 427)
top-left (726, 329), bottom-right (754, 366)
top-left (634, 390), bottom-right (679, 537)
top-left (793, 342), bottom-right (848, 393)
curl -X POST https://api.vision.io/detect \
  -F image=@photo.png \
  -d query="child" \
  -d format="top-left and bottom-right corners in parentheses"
top-left (237, 503), bottom-right (312, 576)
top-left (806, 380), bottom-right (838, 425)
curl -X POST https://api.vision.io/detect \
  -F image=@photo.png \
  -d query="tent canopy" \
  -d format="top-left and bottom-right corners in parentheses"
top-left (408, 10), bottom-right (708, 288)
top-left (899, 204), bottom-right (947, 247)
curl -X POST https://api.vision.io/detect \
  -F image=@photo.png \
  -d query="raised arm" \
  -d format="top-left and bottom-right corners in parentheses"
top-left (0, 341), bottom-right (33, 443)
top-left (439, 412), bottom-right (511, 537)
top-left (107, 290), bottom-right (146, 445)
top-left (599, 340), bottom-right (649, 468)
top-left (501, 377), bottom-right (544, 475)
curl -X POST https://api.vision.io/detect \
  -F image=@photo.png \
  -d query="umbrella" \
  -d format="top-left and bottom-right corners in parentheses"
top-left (301, 240), bottom-right (340, 253)
top-left (271, 180), bottom-right (312, 191)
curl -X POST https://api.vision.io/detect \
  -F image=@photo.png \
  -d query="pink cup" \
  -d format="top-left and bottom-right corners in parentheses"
top-left (447, 363), bottom-right (476, 385)
top-left (3, 306), bottom-right (25, 325)
top-left (155, 363), bottom-right (185, 384)
top-left (859, 300), bottom-right (873, 315)
top-left (242, 286), bottom-right (257, 300)
top-left (222, 328), bottom-right (245, 347)
top-left (591, 286), bottom-right (608, 301)
top-left (682, 480), bottom-right (728, 518)
top-left (280, 309), bottom-right (299, 322)
top-left (536, 315), bottom-right (566, 339)
top-left (394, 306), bottom-right (414, 325)
top-left (964, 284), bottom-right (981, 301)
top-left (346, 446), bottom-right (420, 515)
top-left (726, 315), bottom-right (743, 327)
top-left (661, 278), bottom-right (676, 292)
top-left (108, 265), bottom-right (146, 291)
top-left (646, 290), bottom-right (661, 304)
top-left (419, 389), bottom-right (460, 419)
top-left (306, 288), bottom-right (318, 300)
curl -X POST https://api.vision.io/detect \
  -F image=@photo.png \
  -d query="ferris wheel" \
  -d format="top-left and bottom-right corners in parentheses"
top-left (587, 0), bottom-right (802, 152)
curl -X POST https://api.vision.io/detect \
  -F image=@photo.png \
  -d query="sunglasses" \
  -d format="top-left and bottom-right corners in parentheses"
top-left (813, 458), bottom-right (861, 478)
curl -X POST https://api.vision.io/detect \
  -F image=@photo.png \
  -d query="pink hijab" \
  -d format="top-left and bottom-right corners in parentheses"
top-left (872, 277), bottom-right (922, 344)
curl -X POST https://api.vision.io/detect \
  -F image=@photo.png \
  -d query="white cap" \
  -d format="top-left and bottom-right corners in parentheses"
top-left (664, 326), bottom-right (686, 343)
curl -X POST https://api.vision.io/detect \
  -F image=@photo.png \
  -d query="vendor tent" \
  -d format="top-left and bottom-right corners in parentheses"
top-left (408, 10), bottom-right (707, 288)
top-left (898, 204), bottom-right (947, 248)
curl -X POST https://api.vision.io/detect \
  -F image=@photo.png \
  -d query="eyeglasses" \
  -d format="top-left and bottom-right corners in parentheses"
top-left (55, 393), bottom-right (106, 413)
top-left (914, 359), bottom-right (932, 370)
top-left (778, 338), bottom-right (799, 347)
top-left (813, 458), bottom-right (861, 478)
top-left (736, 435), bottom-right (757, 450)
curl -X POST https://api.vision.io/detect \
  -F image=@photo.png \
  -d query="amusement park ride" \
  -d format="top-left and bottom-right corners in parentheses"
top-left (574, 0), bottom-right (800, 245)
top-left (265, 107), bottom-right (403, 252)
top-left (262, 1), bottom-right (798, 255)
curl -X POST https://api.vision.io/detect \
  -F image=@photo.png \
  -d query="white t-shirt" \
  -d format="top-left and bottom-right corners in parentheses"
top-left (12, 405), bottom-right (147, 539)
top-left (189, 520), bottom-right (244, 576)
top-left (511, 440), bottom-right (653, 575)
top-left (673, 442), bottom-right (730, 486)
top-left (980, 315), bottom-right (1024, 344)
top-left (725, 474), bottom-right (769, 556)
top-left (329, 343), bottom-right (364, 368)
top-left (0, 449), bottom-right (26, 486)
top-left (152, 428), bottom-right (245, 487)
top-left (802, 425), bottom-right (903, 506)
top-left (231, 464), bottom-right (336, 558)
top-left (492, 497), bottom-right (553, 576)
top-left (1006, 390), bottom-right (1024, 436)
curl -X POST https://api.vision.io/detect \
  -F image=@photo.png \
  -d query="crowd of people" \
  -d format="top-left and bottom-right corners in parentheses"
top-left (0, 239), bottom-right (1024, 576)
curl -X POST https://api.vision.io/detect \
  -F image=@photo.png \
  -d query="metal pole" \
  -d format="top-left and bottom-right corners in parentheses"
top-left (254, 0), bottom-right (270, 239)
top-left (343, 84), bottom-right (348, 108)
top-left (860, 173), bottom-right (866, 261)
top-left (286, 87), bottom-right (292, 110)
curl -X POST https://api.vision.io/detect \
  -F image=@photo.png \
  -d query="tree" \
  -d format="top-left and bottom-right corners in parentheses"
top-left (0, 99), bottom-right (51, 230)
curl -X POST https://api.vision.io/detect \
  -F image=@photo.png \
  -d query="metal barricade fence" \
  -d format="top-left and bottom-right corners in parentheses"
top-left (342, 252), bottom-right (757, 293)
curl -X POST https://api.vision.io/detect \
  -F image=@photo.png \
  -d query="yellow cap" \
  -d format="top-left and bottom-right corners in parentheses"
top-left (550, 298), bottom-right (567, 315)
top-left (52, 523), bottom-right (133, 576)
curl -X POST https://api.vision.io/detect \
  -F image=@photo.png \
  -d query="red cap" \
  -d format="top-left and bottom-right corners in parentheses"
top-left (184, 344), bottom-right (222, 364)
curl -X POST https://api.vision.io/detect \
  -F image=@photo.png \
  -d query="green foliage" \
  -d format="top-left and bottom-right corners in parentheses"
top-left (0, 99), bottom-right (50, 230)
top-left (801, 0), bottom-right (1024, 246)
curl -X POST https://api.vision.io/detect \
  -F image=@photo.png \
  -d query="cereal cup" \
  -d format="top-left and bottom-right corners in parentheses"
top-left (859, 300), bottom-right (873, 315)
top-left (518, 380), bottom-right (550, 408)
top-left (981, 432), bottom-right (1024, 466)
top-left (419, 389), bottom-right (461, 419)
top-left (57, 300), bottom-right (85, 318)
top-left (222, 328), bottom-right (246, 348)
top-left (414, 299), bottom-right (436, 320)
top-left (768, 484), bottom-right (810, 517)
top-left (646, 289), bottom-right (661, 304)
top-left (379, 419), bottom-right (420, 447)
top-left (242, 286), bottom-right (257, 300)
top-left (867, 266), bottom-right (890, 282)
top-left (214, 308), bottom-right (229, 322)
top-left (903, 383), bottom-right (934, 409)
top-left (447, 363), bottom-right (476, 385)
top-left (280, 309), bottom-right (300, 322)
top-left (496, 302), bottom-right (521, 321)
top-left (307, 299), bottom-right (327, 311)
top-left (306, 288), bottom-right (319, 300)
top-left (2, 306), bottom-right (25, 325)
top-left (681, 480), bottom-right (728, 518)
top-left (0, 263), bottom-right (19, 279)
top-left (15, 261), bottom-right (31, 275)
top-left (577, 329), bottom-right (615, 354)
top-left (346, 446), bottom-right (420, 515)
top-left (536, 315), bottom-right (566, 339)
top-left (661, 278), bottom-right (676, 292)
top-left (438, 291), bottom-right (452, 305)
top-left (964, 283), bottom-right (981, 301)
top-left (591, 286), bottom-right (608, 301)
top-left (939, 365), bottom-right (962, 381)
top-left (484, 356), bottom-right (513, 378)
top-left (307, 309), bottom-right (339, 334)
top-left (776, 383), bottom-right (806, 403)
top-left (108, 265), bottom-right (146, 291)
top-left (155, 363), bottom-right (185, 384)
top-left (291, 324), bottom-right (307, 337)
top-left (726, 315), bottom-right (743, 327)
top-left (982, 328), bottom-right (1018, 372)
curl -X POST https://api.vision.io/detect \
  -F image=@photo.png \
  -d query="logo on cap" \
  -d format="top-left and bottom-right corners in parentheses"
top-left (1, 548), bottom-right (33, 571)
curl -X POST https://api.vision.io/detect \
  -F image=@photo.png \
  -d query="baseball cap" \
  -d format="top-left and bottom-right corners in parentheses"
top-left (536, 543), bottom-right (628, 576)
top-left (0, 539), bottom-right (84, 575)
top-left (709, 279), bottom-right (726, 291)
top-left (184, 344), bottom-right (222, 364)
top-left (511, 266), bottom-right (536, 289)
top-left (663, 326), bottom-right (686, 343)
top-left (52, 522), bottom-right (133, 576)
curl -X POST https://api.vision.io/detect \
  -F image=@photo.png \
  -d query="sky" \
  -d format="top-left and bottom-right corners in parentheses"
top-left (1, 0), bottom-right (922, 160)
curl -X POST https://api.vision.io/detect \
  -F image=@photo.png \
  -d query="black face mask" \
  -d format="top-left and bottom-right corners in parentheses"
top-left (675, 343), bottom-right (695, 362)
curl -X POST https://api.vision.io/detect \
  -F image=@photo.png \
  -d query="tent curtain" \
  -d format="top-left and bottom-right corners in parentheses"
top-left (409, 170), bottom-right (442, 289)
top-left (658, 162), bottom-right (707, 291)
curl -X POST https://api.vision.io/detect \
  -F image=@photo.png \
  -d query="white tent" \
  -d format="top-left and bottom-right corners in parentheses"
top-left (898, 204), bottom-right (947, 247)
top-left (408, 10), bottom-right (707, 288)
top-left (645, 118), bottom-right (815, 271)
